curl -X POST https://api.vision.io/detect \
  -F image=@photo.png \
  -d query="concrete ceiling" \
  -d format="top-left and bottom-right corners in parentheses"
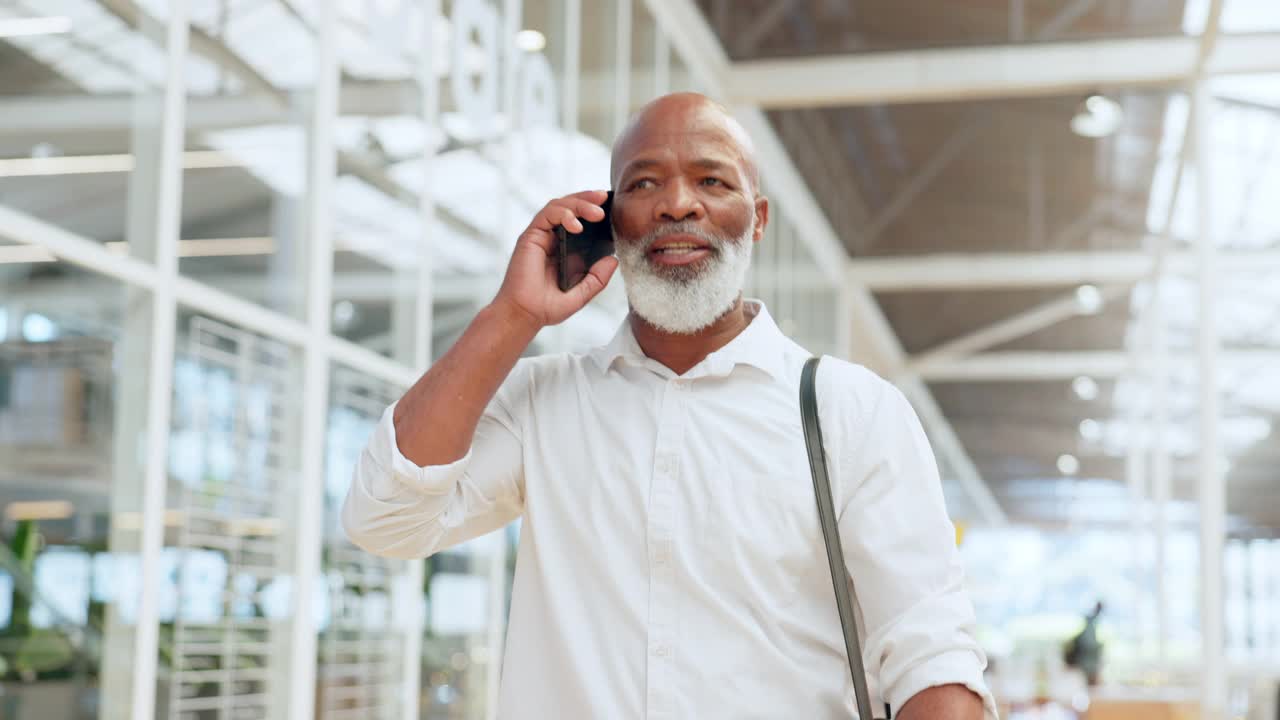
top-left (696, 0), bottom-right (1280, 535)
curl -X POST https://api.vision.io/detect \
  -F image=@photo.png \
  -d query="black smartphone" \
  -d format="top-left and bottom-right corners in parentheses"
top-left (555, 191), bottom-right (614, 292)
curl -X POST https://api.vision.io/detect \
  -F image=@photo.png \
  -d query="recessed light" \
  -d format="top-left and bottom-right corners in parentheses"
top-left (333, 300), bottom-right (358, 329)
top-left (515, 29), bottom-right (546, 52)
top-left (1072, 376), bottom-right (1099, 401)
top-left (1075, 284), bottom-right (1104, 315)
top-left (1079, 418), bottom-right (1102, 442)
top-left (1071, 94), bottom-right (1124, 138)
top-left (1057, 453), bottom-right (1081, 476)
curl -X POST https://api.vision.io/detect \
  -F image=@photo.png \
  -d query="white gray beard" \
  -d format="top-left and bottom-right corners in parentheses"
top-left (615, 219), bottom-right (755, 335)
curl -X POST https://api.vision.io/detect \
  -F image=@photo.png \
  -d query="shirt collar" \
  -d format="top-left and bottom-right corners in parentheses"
top-left (588, 299), bottom-right (790, 381)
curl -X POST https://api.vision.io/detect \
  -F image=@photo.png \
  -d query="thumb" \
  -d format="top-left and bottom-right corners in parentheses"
top-left (566, 255), bottom-right (618, 309)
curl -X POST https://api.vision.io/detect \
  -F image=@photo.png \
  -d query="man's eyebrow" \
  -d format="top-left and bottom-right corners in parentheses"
top-left (690, 157), bottom-right (733, 172)
top-left (619, 158), bottom-right (663, 177)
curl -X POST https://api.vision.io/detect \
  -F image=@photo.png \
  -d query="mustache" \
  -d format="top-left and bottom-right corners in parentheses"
top-left (626, 222), bottom-right (732, 252)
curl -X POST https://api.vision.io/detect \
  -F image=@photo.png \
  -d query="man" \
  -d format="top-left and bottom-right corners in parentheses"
top-left (343, 93), bottom-right (996, 719)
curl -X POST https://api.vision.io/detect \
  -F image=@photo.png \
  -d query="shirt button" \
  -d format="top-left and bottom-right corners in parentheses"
top-left (655, 645), bottom-right (668, 657)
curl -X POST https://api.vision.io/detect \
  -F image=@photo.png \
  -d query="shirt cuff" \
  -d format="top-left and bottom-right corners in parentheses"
top-left (365, 402), bottom-right (472, 499)
top-left (884, 648), bottom-right (998, 720)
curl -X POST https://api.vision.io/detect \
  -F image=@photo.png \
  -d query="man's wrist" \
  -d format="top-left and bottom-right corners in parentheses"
top-left (485, 297), bottom-right (544, 340)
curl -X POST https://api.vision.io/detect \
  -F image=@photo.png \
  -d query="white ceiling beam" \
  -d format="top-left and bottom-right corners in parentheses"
top-left (849, 249), bottom-right (1280, 292)
top-left (917, 350), bottom-right (1280, 382)
top-left (726, 33), bottom-right (1280, 108)
top-left (0, 70), bottom-right (656, 135)
top-left (906, 283), bottom-right (1131, 375)
top-left (644, 0), bottom-right (1006, 525)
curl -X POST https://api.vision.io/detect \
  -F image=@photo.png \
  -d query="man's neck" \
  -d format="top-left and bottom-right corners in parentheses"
top-left (629, 298), bottom-right (753, 376)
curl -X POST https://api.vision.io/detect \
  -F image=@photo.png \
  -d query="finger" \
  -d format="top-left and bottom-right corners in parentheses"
top-left (518, 206), bottom-right (580, 254)
top-left (530, 199), bottom-right (604, 233)
top-left (549, 205), bottom-right (583, 234)
top-left (563, 197), bottom-right (607, 223)
top-left (563, 189), bottom-right (610, 204)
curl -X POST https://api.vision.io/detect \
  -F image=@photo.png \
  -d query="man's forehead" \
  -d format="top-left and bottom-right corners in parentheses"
top-left (618, 128), bottom-right (743, 168)
top-left (611, 97), bottom-right (757, 183)
top-left (619, 103), bottom-right (747, 149)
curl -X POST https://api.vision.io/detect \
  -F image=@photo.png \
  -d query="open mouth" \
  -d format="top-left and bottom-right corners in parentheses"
top-left (648, 236), bottom-right (714, 266)
top-left (652, 243), bottom-right (705, 255)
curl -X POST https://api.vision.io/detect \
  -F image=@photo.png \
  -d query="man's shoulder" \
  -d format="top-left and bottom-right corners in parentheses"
top-left (811, 355), bottom-right (901, 429)
top-left (814, 355), bottom-right (894, 399)
top-left (503, 350), bottom-right (596, 396)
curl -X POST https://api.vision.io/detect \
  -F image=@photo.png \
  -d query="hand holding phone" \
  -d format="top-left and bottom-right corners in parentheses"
top-left (493, 190), bottom-right (617, 332)
top-left (555, 191), bottom-right (614, 291)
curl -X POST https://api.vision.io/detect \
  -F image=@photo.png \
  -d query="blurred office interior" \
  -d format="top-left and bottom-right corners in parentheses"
top-left (0, 0), bottom-right (1278, 718)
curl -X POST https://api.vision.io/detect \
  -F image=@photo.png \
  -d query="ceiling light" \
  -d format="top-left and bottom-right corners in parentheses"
top-left (0, 244), bottom-right (55, 263)
top-left (333, 300), bottom-right (358, 329)
top-left (1075, 284), bottom-right (1104, 315)
top-left (30, 142), bottom-right (59, 158)
top-left (0, 238), bottom-right (275, 265)
top-left (105, 238), bottom-right (275, 257)
top-left (228, 517), bottom-right (281, 536)
top-left (0, 16), bottom-right (72, 39)
top-left (21, 313), bottom-right (56, 342)
top-left (1071, 94), bottom-right (1124, 138)
top-left (1057, 453), bottom-right (1080, 476)
top-left (113, 510), bottom-right (185, 531)
top-left (0, 150), bottom-right (237, 177)
top-left (1079, 418), bottom-right (1102, 442)
top-left (5, 501), bottom-right (74, 521)
top-left (515, 29), bottom-right (546, 52)
top-left (1072, 375), bottom-right (1099, 401)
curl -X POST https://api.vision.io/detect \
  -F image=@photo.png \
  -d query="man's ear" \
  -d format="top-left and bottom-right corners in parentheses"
top-left (753, 195), bottom-right (769, 243)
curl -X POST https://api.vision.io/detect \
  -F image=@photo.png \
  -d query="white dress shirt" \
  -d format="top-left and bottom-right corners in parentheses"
top-left (343, 301), bottom-right (997, 719)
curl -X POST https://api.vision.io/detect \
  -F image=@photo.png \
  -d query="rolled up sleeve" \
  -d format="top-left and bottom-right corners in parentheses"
top-left (834, 379), bottom-right (998, 719)
top-left (341, 385), bottom-right (526, 560)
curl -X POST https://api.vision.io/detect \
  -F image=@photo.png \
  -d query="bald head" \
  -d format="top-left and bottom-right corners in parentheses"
top-left (610, 93), bottom-right (760, 194)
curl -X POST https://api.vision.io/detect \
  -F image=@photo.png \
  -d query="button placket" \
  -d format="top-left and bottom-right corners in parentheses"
top-left (645, 381), bottom-right (686, 717)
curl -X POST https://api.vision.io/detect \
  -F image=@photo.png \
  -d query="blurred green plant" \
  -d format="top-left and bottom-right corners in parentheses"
top-left (0, 521), bottom-right (75, 679)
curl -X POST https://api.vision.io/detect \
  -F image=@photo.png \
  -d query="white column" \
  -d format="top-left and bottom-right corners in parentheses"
top-left (654, 29), bottom-right (670, 96)
top-left (401, 3), bottom-right (442, 719)
top-left (1194, 80), bottom-right (1226, 720)
top-left (101, 35), bottom-right (166, 718)
top-left (546, 0), bottom-right (581, 354)
top-left (484, 2), bottom-right (524, 715)
top-left (1127, 271), bottom-right (1159, 662)
top-left (614, 0), bottom-right (633, 136)
top-left (1124, 407), bottom-right (1149, 656)
top-left (416, 0), bottom-right (441, 372)
top-left (1150, 266), bottom-right (1172, 664)
top-left (563, 0), bottom-right (581, 136)
top-left (130, 5), bottom-right (188, 719)
top-left (287, 2), bottom-right (337, 718)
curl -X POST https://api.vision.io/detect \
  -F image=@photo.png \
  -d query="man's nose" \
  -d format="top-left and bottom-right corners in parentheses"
top-left (655, 181), bottom-right (704, 223)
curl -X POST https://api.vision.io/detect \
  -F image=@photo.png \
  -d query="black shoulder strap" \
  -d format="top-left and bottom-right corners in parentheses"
top-left (800, 356), bottom-right (887, 719)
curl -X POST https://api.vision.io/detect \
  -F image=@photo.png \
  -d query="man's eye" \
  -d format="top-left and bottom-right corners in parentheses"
top-left (700, 177), bottom-right (725, 187)
top-left (630, 178), bottom-right (656, 190)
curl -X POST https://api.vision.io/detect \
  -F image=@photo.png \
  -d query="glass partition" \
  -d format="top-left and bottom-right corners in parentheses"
top-left (0, 258), bottom-right (150, 719)
top-left (175, 3), bottom-right (319, 322)
top-left (157, 312), bottom-right (303, 718)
